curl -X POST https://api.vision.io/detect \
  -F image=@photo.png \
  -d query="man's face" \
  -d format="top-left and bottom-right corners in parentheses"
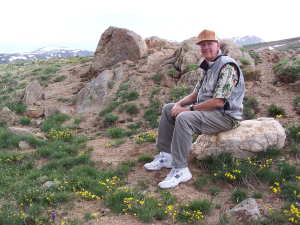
top-left (199, 41), bottom-right (220, 61)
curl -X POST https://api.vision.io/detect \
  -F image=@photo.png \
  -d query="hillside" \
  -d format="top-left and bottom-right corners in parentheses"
top-left (244, 36), bottom-right (300, 51)
top-left (0, 28), bottom-right (300, 225)
top-left (0, 47), bottom-right (93, 64)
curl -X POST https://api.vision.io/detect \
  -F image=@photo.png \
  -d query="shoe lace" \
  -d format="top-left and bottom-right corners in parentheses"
top-left (165, 168), bottom-right (179, 180)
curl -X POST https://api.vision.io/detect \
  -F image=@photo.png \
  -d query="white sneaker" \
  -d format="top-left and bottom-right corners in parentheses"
top-left (158, 167), bottom-right (192, 189)
top-left (144, 152), bottom-right (173, 171)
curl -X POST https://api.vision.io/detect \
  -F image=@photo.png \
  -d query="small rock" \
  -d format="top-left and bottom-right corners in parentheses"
top-left (19, 141), bottom-right (31, 150)
top-left (42, 181), bottom-right (61, 188)
top-left (226, 198), bottom-right (262, 221)
top-left (8, 127), bottom-right (33, 136)
top-left (25, 107), bottom-right (44, 118)
top-left (0, 107), bottom-right (17, 125)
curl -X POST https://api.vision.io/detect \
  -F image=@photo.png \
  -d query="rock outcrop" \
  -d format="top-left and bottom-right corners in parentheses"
top-left (76, 66), bottom-right (126, 113)
top-left (23, 80), bottom-right (44, 106)
top-left (89, 26), bottom-right (147, 77)
top-left (0, 107), bottom-right (17, 125)
top-left (193, 117), bottom-right (286, 159)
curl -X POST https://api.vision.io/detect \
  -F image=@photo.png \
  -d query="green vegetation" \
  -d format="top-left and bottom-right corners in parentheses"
top-left (194, 176), bottom-right (209, 191)
top-left (273, 58), bottom-right (300, 83)
top-left (231, 188), bottom-right (247, 203)
top-left (151, 73), bottom-right (164, 85)
top-left (186, 64), bottom-right (199, 72)
top-left (19, 117), bottom-right (31, 126)
top-left (119, 103), bottom-right (140, 115)
top-left (167, 68), bottom-right (177, 78)
top-left (248, 50), bottom-right (262, 65)
top-left (104, 113), bottom-right (118, 127)
top-left (267, 104), bottom-right (285, 117)
top-left (41, 112), bottom-right (70, 132)
top-left (5, 101), bottom-right (27, 114)
top-left (134, 131), bottom-right (157, 144)
top-left (243, 96), bottom-right (259, 119)
top-left (144, 99), bottom-right (161, 128)
top-left (99, 101), bottom-right (119, 116)
top-left (238, 57), bottom-right (251, 66)
top-left (170, 86), bottom-right (190, 102)
top-left (53, 75), bottom-right (66, 82)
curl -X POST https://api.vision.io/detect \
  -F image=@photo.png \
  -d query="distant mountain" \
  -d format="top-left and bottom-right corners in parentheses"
top-left (0, 47), bottom-right (94, 64)
top-left (231, 36), bottom-right (264, 46)
top-left (243, 36), bottom-right (300, 51)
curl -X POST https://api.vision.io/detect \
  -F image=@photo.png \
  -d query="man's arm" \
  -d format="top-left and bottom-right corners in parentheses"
top-left (176, 92), bottom-right (197, 106)
top-left (171, 92), bottom-right (197, 117)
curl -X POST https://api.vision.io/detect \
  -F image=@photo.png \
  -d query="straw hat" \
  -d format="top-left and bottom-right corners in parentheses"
top-left (196, 29), bottom-right (219, 45)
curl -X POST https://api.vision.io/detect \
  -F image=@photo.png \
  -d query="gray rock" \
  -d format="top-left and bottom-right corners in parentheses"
top-left (226, 198), bottom-right (262, 221)
top-left (23, 80), bottom-right (43, 106)
top-left (89, 26), bottom-right (147, 76)
top-left (8, 127), bottom-right (34, 136)
top-left (75, 70), bottom-right (115, 113)
top-left (193, 117), bottom-right (286, 159)
top-left (42, 181), bottom-right (61, 188)
top-left (173, 38), bottom-right (202, 74)
top-left (0, 107), bottom-right (17, 125)
top-left (19, 141), bottom-right (31, 150)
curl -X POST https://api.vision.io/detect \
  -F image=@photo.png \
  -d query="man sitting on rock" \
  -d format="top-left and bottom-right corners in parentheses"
top-left (144, 29), bottom-right (245, 189)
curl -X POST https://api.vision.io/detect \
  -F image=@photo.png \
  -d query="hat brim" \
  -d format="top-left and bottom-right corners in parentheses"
top-left (196, 40), bottom-right (219, 45)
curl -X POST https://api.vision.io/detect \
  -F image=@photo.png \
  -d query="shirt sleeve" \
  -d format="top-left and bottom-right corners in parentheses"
top-left (213, 64), bottom-right (238, 99)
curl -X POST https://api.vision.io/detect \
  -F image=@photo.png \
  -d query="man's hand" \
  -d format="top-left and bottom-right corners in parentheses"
top-left (171, 103), bottom-right (189, 117)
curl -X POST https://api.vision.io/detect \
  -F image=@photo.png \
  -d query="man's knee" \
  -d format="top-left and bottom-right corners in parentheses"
top-left (162, 103), bottom-right (175, 115)
top-left (176, 111), bottom-right (192, 124)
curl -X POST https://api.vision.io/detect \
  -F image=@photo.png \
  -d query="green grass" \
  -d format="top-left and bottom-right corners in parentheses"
top-left (170, 86), bottom-right (190, 102)
top-left (151, 73), bottom-right (163, 85)
top-left (267, 104), bottom-right (285, 117)
top-left (119, 103), bottom-right (140, 115)
top-left (144, 98), bottom-right (161, 128)
top-left (273, 58), bottom-right (300, 83)
top-left (194, 176), bottom-right (209, 191)
top-left (19, 117), bottom-right (31, 125)
top-left (41, 112), bottom-right (70, 132)
top-left (104, 113), bottom-right (118, 126)
top-left (231, 188), bottom-right (247, 203)
top-left (238, 57), bottom-right (251, 66)
top-left (106, 127), bottom-right (128, 139)
top-left (99, 101), bottom-right (119, 116)
top-left (5, 101), bottom-right (27, 114)
top-left (186, 64), bottom-right (199, 72)
top-left (243, 96), bottom-right (259, 119)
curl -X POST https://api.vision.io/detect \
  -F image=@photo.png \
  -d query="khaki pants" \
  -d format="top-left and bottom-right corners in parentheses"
top-left (156, 103), bottom-right (236, 168)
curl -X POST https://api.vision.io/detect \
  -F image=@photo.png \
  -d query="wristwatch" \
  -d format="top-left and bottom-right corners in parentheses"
top-left (190, 105), bottom-right (194, 111)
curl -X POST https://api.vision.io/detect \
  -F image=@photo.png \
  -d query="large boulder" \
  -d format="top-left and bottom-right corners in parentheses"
top-left (192, 117), bottom-right (286, 159)
top-left (89, 26), bottom-right (147, 77)
top-left (23, 80), bottom-right (44, 106)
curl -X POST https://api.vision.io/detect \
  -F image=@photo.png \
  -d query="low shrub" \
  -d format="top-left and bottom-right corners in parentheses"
top-left (151, 73), bottom-right (164, 85)
top-left (267, 104), bottom-right (285, 117)
top-left (170, 86), bottom-right (190, 102)
top-left (19, 117), bottom-right (31, 125)
top-left (231, 188), bottom-right (247, 203)
top-left (273, 58), bottom-right (300, 83)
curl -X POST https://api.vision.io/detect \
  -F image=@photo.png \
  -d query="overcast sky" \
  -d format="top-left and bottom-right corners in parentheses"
top-left (1, 0), bottom-right (299, 53)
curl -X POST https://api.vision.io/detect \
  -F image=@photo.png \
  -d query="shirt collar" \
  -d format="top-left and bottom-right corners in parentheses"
top-left (199, 50), bottom-right (223, 71)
